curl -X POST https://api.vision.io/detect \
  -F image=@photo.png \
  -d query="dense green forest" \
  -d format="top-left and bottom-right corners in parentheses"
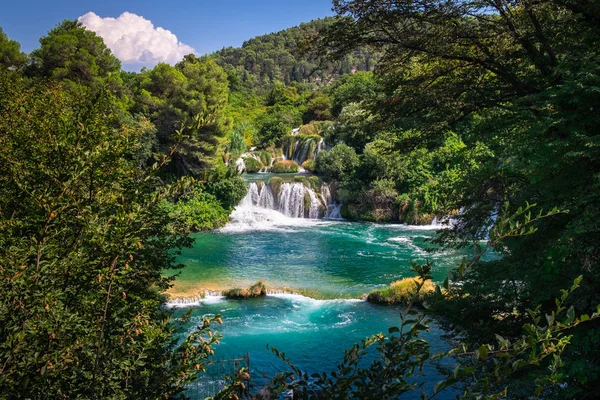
top-left (1, 0), bottom-right (600, 398)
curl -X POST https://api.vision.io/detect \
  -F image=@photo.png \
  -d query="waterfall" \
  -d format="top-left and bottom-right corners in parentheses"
top-left (235, 158), bottom-right (246, 173)
top-left (239, 181), bottom-right (326, 219)
top-left (282, 135), bottom-right (326, 166)
top-left (321, 183), bottom-right (343, 220)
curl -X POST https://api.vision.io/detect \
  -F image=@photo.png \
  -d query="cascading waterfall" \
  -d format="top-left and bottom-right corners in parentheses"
top-left (242, 182), bottom-right (275, 209)
top-left (239, 181), bottom-right (332, 219)
top-left (282, 136), bottom-right (325, 165)
top-left (321, 183), bottom-right (343, 220)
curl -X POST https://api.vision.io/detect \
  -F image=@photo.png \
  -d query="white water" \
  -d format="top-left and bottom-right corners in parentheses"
top-left (239, 182), bottom-right (329, 219)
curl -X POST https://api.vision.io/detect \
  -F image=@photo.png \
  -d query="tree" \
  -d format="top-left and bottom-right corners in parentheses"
top-left (315, 143), bottom-right (360, 181)
top-left (27, 20), bottom-right (121, 88)
top-left (0, 27), bottom-right (27, 69)
top-left (328, 71), bottom-right (378, 116)
top-left (0, 70), bottom-right (220, 398)
top-left (133, 56), bottom-right (231, 176)
top-left (321, 2), bottom-right (600, 390)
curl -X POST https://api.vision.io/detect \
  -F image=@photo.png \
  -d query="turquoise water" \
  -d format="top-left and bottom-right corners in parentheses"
top-left (169, 207), bottom-right (481, 397)
top-left (173, 219), bottom-right (471, 298)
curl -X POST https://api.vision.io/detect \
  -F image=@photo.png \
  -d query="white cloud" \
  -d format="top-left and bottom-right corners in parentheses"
top-left (78, 12), bottom-right (195, 68)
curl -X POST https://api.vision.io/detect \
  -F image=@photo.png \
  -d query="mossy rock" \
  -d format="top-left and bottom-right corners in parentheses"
top-left (269, 177), bottom-right (284, 198)
top-left (303, 191), bottom-right (312, 216)
top-left (259, 151), bottom-right (272, 166)
top-left (224, 280), bottom-right (267, 299)
top-left (271, 160), bottom-right (299, 173)
top-left (307, 175), bottom-right (320, 189)
top-left (243, 157), bottom-right (263, 173)
top-left (302, 160), bottom-right (316, 172)
top-left (294, 175), bottom-right (308, 185)
top-left (367, 278), bottom-right (435, 305)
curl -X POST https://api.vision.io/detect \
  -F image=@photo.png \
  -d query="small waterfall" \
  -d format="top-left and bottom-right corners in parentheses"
top-left (239, 181), bottom-right (325, 219)
top-left (321, 183), bottom-right (344, 220)
top-left (278, 183), bottom-right (307, 218)
top-left (282, 135), bottom-right (326, 165)
top-left (235, 158), bottom-right (246, 173)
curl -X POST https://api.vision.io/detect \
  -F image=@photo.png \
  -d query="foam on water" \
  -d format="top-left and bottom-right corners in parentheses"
top-left (166, 294), bottom-right (225, 308)
top-left (221, 205), bottom-right (338, 233)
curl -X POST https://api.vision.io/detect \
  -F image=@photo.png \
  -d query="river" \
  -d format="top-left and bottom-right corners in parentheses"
top-left (167, 175), bottom-right (481, 398)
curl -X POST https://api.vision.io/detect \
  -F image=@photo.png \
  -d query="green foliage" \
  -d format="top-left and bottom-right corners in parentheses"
top-left (329, 71), bottom-right (379, 116)
top-left (212, 18), bottom-right (376, 90)
top-left (0, 27), bottom-right (27, 69)
top-left (367, 276), bottom-right (435, 305)
top-left (159, 185), bottom-right (230, 234)
top-left (303, 92), bottom-right (333, 123)
top-left (228, 127), bottom-right (247, 158)
top-left (255, 117), bottom-right (291, 148)
top-left (206, 176), bottom-right (248, 210)
top-left (330, 102), bottom-right (376, 153)
top-left (0, 72), bottom-right (221, 398)
top-left (133, 56), bottom-right (231, 175)
top-left (301, 160), bottom-right (316, 172)
top-left (27, 20), bottom-right (121, 88)
top-left (315, 143), bottom-right (359, 181)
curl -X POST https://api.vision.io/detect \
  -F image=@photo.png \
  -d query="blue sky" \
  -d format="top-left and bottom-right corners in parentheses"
top-left (0, 0), bottom-right (335, 68)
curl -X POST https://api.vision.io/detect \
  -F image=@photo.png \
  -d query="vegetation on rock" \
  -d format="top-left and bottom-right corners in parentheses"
top-left (223, 281), bottom-right (267, 299)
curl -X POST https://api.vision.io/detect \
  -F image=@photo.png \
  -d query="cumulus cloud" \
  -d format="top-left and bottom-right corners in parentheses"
top-left (78, 12), bottom-right (195, 68)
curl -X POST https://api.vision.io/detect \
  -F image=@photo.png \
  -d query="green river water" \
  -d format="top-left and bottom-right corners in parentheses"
top-left (168, 176), bottom-right (485, 397)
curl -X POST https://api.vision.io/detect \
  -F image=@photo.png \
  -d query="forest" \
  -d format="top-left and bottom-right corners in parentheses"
top-left (1, 0), bottom-right (600, 398)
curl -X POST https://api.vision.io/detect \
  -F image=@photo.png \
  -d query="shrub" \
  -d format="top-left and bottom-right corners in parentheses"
top-left (206, 176), bottom-right (248, 209)
top-left (259, 150), bottom-right (272, 166)
top-left (159, 187), bottom-right (230, 233)
top-left (315, 143), bottom-right (359, 181)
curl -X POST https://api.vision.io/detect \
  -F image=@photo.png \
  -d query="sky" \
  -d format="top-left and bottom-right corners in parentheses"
top-left (0, 0), bottom-right (335, 70)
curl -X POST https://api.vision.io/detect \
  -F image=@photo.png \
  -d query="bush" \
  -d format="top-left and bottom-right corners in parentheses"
top-left (228, 127), bottom-right (247, 158)
top-left (242, 157), bottom-right (263, 173)
top-left (256, 118), bottom-right (290, 148)
top-left (315, 143), bottom-right (359, 181)
top-left (206, 176), bottom-right (248, 209)
top-left (159, 187), bottom-right (230, 233)
top-left (259, 150), bottom-right (272, 166)
top-left (271, 160), bottom-right (299, 173)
